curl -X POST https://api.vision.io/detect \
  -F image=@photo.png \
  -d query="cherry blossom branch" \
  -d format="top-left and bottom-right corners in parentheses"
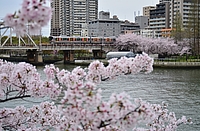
top-left (0, 95), bottom-right (31, 103)
top-left (3, 0), bottom-right (52, 36)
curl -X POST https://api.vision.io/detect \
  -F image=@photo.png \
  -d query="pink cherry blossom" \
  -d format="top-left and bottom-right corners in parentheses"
top-left (3, 0), bottom-right (52, 36)
top-left (0, 1), bottom-right (193, 130)
top-left (115, 33), bottom-right (191, 56)
top-left (0, 53), bottom-right (192, 130)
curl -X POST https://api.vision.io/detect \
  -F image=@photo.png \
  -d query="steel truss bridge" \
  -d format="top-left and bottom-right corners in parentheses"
top-left (0, 23), bottom-right (116, 64)
top-left (0, 23), bottom-right (115, 51)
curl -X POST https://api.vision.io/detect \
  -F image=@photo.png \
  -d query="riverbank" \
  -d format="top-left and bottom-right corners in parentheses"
top-left (74, 59), bottom-right (200, 68)
top-left (0, 56), bottom-right (62, 65)
top-left (2, 57), bottom-right (200, 68)
top-left (153, 61), bottom-right (200, 68)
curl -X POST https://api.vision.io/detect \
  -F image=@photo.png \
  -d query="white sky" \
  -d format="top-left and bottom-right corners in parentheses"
top-left (0, 0), bottom-right (159, 36)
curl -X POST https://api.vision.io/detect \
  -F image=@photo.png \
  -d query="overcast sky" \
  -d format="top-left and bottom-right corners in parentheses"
top-left (0, 0), bottom-right (159, 36)
top-left (99, 0), bottom-right (158, 21)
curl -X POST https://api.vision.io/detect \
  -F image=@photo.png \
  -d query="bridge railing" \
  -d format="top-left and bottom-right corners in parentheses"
top-left (40, 43), bottom-right (116, 50)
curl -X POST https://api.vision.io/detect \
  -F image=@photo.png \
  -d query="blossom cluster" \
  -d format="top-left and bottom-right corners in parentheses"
top-left (0, 59), bottom-right (61, 101)
top-left (0, 53), bottom-right (192, 130)
top-left (0, 1), bottom-right (192, 129)
top-left (3, 0), bottom-right (52, 36)
top-left (115, 33), bottom-right (191, 55)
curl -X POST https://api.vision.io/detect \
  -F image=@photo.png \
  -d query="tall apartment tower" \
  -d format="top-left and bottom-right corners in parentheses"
top-left (52, 0), bottom-right (98, 36)
top-left (143, 6), bottom-right (156, 17)
top-left (149, 2), bottom-right (170, 37)
top-left (143, 6), bottom-right (155, 26)
top-left (50, 0), bottom-right (61, 36)
top-left (169, 0), bottom-right (198, 28)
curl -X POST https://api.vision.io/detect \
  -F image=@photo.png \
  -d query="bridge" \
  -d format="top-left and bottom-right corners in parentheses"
top-left (0, 24), bottom-right (116, 64)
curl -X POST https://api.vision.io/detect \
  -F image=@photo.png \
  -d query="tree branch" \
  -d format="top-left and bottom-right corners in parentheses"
top-left (0, 95), bottom-right (31, 103)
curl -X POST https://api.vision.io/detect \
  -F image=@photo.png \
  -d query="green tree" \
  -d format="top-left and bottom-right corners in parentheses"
top-left (185, 0), bottom-right (200, 56)
top-left (171, 11), bottom-right (185, 42)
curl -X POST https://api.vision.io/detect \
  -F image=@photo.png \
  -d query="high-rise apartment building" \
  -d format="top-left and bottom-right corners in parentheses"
top-left (169, 0), bottom-right (200, 28)
top-left (51, 0), bottom-right (98, 36)
top-left (143, 6), bottom-right (156, 17)
top-left (149, 2), bottom-right (170, 37)
top-left (139, 0), bottom-right (200, 38)
top-left (50, 0), bottom-right (60, 36)
top-left (143, 6), bottom-right (156, 26)
top-left (156, 0), bottom-right (200, 29)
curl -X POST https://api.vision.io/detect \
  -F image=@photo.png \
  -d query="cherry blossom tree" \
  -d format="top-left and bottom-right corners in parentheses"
top-left (0, 0), bottom-right (192, 130)
top-left (3, 0), bottom-right (52, 36)
top-left (0, 54), bottom-right (192, 130)
top-left (115, 33), bottom-right (191, 56)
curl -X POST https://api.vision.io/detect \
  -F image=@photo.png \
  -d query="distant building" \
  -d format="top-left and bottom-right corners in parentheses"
top-left (169, 0), bottom-right (199, 28)
top-left (88, 14), bottom-right (120, 37)
top-left (81, 24), bottom-right (88, 37)
top-left (143, 6), bottom-right (156, 17)
top-left (133, 29), bottom-right (156, 38)
top-left (135, 16), bottom-right (148, 29)
top-left (141, 0), bottom-right (200, 38)
top-left (149, 2), bottom-right (170, 37)
top-left (88, 11), bottom-right (140, 37)
top-left (51, 0), bottom-right (98, 36)
top-left (120, 20), bottom-right (140, 34)
top-left (161, 28), bottom-right (173, 37)
top-left (50, 0), bottom-right (60, 36)
top-left (99, 11), bottom-right (110, 19)
top-left (143, 6), bottom-right (156, 26)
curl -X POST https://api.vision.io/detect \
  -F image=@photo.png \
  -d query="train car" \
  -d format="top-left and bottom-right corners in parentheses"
top-left (50, 36), bottom-right (116, 44)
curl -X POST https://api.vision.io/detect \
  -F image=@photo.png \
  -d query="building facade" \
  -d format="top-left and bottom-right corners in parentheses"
top-left (169, 0), bottom-right (200, 28)
top-left (50, 0), bottom-right (61, 36)
top-left (153, 0), bottom-right (199, 31)
top-left (143, 6), bottom-right (156, 17)
top-left (139, 0), bottom-right (200, 38)
top-left (135, 16), bottom-right (148, 29)
top-left (143, 6), bottom-right (156, 26)
top-left (149, 2), bottom-right (170, 37)
top-left (88, 11), bottom-right (140, 37)
top-left (120, 20), bottom-right (140, 34)
top-left (88, 12), bottom-right (121, 37)
top-left (51, 0), bottom-right (98, 36)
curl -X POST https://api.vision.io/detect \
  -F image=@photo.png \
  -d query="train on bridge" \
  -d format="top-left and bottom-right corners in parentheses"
top-left (49, 36), bottom-right (116, 44)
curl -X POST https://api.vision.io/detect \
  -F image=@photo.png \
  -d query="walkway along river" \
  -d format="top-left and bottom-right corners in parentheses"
top-left (1, 63), bottom-right (200, 131)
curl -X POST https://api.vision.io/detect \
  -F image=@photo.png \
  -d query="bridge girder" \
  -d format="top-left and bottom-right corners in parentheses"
top-left (0, 24), bottom-right (39, 50)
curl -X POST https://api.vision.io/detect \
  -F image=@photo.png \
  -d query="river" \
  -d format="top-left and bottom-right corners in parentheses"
top-left (51, 63), bottom-right (200, 131)
top-left (1, 63), bottom-right (200, 131)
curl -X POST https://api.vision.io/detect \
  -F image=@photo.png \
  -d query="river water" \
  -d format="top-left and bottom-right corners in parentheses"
top-left (1, 63), bottom-right (200, 131)
top-left (51, 63), bottom-right (200, 131)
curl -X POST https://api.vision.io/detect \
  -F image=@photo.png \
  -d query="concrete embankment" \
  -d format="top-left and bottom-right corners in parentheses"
top-left (74, 60), bottom-right (108, 66)
top-left (153, 61), bottom-right (200, 68)
top-left (75, 60), bottom-right (200, 68)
